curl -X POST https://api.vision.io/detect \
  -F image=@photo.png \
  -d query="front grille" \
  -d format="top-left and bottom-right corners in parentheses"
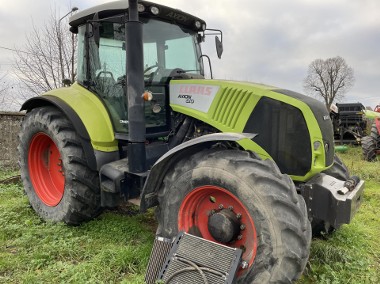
top-left (244, 97), bottom-right (312, 176)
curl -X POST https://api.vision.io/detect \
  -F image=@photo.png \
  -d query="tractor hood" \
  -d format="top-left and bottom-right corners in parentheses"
top-left (169, 79), bottom-right (334, 180)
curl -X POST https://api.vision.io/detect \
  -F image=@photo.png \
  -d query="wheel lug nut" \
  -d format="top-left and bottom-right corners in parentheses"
top-left (228, 205), bottom-right (233, 211)
top-left (236, 213), bottom-right (242, 219)
top-left (237, 235), bottom-right (243, 240)
top-left (218, 204), bottom-right (224, 209)
top-left (241, 260), bottom-right (248, 269)
top-left (240, 224), bottom-right (245, 230)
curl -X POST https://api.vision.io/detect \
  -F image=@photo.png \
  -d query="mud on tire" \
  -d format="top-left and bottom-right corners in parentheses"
top-left (155, 149), bottom-right (311, 283)
top-left (18, 107), bottom-right (101, 225)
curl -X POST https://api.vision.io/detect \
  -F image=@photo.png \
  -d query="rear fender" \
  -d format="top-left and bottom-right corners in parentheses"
top-left (21, 95), bottom-right (98, 170)
top-left (21, 90), bottom-right (119, 171)
top-left (140, 132), bottom-right (256, 212)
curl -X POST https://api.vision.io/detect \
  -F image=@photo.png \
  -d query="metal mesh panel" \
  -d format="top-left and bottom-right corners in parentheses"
top-left (145, 236), bottom-right (173, 284)
top-left (162, 257), bottom-right (226, 284)
top-left (159, 232), bottom-right (242, 284)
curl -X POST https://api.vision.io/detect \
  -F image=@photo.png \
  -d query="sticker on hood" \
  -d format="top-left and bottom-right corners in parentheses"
top-left (170, 84), bottom-right (220, 113)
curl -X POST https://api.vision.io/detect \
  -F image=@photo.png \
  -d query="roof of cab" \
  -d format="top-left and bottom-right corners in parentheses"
top-left (69, 0), bottom-right (205, 30)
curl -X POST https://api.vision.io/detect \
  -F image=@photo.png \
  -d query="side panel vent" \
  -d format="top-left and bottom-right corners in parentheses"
top-left (212, 87), bottom-right (251, 129)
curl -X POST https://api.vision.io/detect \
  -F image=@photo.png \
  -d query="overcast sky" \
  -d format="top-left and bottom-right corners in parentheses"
top-left (0, 0), bottom-right (379, 109)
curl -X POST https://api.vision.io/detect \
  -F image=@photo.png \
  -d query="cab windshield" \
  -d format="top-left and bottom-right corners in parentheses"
top-left (76, 17), bottom-right (203, 133)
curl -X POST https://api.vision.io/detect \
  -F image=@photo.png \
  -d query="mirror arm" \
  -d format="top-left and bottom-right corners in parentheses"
top-left (199, 55), bottom-right (213, 79)
top-left (204, 28), bottom-right (223, 43)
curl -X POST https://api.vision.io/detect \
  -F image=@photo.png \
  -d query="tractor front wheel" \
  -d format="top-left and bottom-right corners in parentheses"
top-left (322, 154), bottom-right (350, 181)
top-left (18, 107), bottom-right (101, 225)
top-left (156, 149), bottom-right (311, 283)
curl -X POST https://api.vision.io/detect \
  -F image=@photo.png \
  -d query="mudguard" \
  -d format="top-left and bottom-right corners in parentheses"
top-left (140, 132), bottom-right (256, 212)
top-left (21, 95), bottom-right (99, 170)
top-left (21, 85), bottom-right (119, 171)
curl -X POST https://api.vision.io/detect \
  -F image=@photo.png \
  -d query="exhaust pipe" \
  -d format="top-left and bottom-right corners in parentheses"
top-left (125, 0), bottom-right (146, 173)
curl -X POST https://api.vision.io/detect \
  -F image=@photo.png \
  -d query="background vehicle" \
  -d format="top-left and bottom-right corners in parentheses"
top-left (18, 1), bottom-right (364, 283)
top-left (362, 105), bottom-right (380, 161)
top-left (330, 103), bottom-right (367, 144)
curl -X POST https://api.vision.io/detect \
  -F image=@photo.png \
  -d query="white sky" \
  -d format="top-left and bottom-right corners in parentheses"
top-left (0, 0), bottom-right (379, 108)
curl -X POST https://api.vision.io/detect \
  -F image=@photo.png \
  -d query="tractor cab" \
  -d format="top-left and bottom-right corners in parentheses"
top-left (70, 1), bottom-right (208, 137)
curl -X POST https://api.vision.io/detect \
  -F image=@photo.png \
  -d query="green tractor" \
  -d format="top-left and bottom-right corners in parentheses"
top-left (18, 1), bottom-right (364, 283)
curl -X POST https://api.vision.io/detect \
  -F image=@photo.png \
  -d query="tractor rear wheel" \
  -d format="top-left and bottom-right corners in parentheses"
top-left (362, 136), bottom-right (377, 161)
top-left (18, 107), bottom-right (101, 225)
top-left (362, 122), bottom-right (380, 161)
top-left (156, 149), bottom-right (311, 283)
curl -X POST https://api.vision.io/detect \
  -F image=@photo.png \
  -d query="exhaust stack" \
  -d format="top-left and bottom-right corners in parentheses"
top-left (125, 0), bottom-right (146, 173)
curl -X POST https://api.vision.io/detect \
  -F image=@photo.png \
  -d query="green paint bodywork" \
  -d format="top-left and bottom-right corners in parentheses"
top-left (39, 79), bottom-right (329, 182)
top-left (170, 79), bottom-right (328, 181)
top-left (364, 109), bottom-right (380, 119)
top-left (42, 83), bottom-right (118, 152)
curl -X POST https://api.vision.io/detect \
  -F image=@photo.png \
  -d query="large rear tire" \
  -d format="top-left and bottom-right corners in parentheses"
top-left (156, 149), bottom-right (311, 283)
top-left (18, 107), bottom-right (101, 225)
top-left (362, 136), bottom-right (378, 161)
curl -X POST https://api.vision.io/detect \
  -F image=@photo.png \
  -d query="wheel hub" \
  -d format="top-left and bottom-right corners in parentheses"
top-left (208, 209), bottom-right (240, 243)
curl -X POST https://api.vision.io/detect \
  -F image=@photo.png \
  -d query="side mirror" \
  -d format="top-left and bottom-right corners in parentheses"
top-left (215, 36), bottom-right (223, 59)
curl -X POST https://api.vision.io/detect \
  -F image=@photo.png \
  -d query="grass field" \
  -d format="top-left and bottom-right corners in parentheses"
top-left (0, 146), bottom-right (379, 283)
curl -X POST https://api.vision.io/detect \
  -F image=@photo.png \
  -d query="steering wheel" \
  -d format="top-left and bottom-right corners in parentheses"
top-left (144, 63), bottom-right (160, 83)
top-left (96, 71), bottom-right (115, 80)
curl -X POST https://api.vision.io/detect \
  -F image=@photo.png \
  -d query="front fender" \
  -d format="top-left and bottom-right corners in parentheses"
top-left (140, 132), bottom-right (256, 212)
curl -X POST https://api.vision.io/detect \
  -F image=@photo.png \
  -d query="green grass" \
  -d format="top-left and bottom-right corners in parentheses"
top-left (0, 146), bottom-right (379, 283)
top-left (0, 181), bottom-right (156, 283)
top-left (298, 146), bottom-right (380, 284)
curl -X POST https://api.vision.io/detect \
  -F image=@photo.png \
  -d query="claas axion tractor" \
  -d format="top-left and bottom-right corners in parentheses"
top-left (18, 1), bottom-right (364, 283)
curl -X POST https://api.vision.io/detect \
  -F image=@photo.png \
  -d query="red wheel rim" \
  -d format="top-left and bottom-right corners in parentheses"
top-left (28, 132), bottom-right (65, 206)
top-left (178, 185), bottom-right (257, 270)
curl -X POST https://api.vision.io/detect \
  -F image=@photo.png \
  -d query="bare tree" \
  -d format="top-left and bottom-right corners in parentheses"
top-left (0, 71), bottom-right (20, 111)
top-left (304, 56), bottom-right (354, 110)
top-left (14, 8), bottom-right (77, 98)
top-left (0, 72), bottom-right (8, 96)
